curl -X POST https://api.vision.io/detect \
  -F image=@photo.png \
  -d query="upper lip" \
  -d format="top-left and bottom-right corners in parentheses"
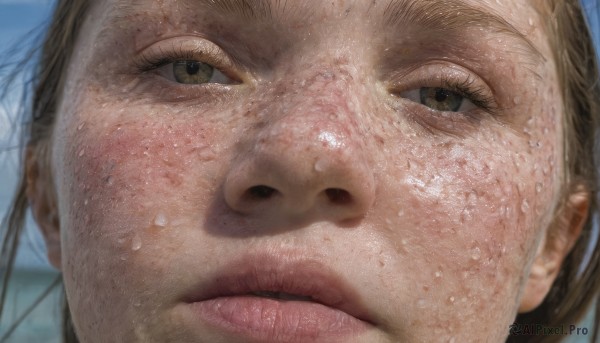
top-left (182, 252), bottom-right (374, 324)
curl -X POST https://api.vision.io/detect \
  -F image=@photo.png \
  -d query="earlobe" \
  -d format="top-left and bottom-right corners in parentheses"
top-left (25, 145), bottom-right (62, 269)
top-left (518, 188), bottom-right (589, 313)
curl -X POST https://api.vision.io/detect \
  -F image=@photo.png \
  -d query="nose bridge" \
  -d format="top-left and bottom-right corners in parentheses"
top-left (256, 63), bottom-right (368, 186)
top-left (224, 62), bottom-right (376, 224)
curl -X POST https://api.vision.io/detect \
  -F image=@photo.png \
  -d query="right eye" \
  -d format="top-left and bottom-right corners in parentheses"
top-left (170, 60), bottom-right (233, 85)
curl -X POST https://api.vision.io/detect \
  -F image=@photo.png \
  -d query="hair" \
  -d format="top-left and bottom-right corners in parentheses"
top-left (0, 0), bottom-right (599, 342)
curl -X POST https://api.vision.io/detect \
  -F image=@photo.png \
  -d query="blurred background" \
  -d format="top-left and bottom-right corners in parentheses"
top-left (0, 0), bottom-right (598, 342)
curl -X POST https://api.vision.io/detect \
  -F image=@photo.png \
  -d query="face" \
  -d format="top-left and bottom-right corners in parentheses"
top-left (47, 0), bottom-right (566, 342)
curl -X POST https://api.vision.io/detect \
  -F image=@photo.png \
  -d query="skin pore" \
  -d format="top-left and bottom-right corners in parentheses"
top-left (25, 0), bottom-right (589, 342)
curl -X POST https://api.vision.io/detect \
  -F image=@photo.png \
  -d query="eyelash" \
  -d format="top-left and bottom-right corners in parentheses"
top-left (133, 46), bottom-right (497, 118)
top-left (134, 45), bottom-right (229, 75)
top-left (431, 75), bottom-right (497, 114)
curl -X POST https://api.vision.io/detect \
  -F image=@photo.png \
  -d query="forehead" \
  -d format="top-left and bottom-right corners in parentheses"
top-left (91, 0), bottom-right (548, 64)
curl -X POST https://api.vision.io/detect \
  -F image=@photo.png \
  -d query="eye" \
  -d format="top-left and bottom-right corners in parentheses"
top-left (400, 87), bottom-right (477, 112)
top-left (171, 60), bottom-right (232, 85)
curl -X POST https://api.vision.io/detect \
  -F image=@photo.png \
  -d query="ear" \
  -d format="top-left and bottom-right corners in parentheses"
top-left (518, 188), bottom-right (589, 312)
top-left (25, 145), bottom-right (61, 269)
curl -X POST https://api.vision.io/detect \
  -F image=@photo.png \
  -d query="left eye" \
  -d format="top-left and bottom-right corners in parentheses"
top-left (401, 87), bottom-right (476, 112)
top-left (171, 60), bottom-right (232, 84)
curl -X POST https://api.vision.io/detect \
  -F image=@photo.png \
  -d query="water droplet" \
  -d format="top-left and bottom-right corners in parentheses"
top-left (435, 270), bottom-right (443, 278)
top-left (77, 123), bottom-right (85, 131)
top-left (314, 158), bottom-right (327, 172)
top-left (520, 199), bottom-right (530, 213)
top-left (133, 300), bottom-right (141, 307)
top-left (120, 255), bottom-right (127, 261)
top-left (397, 209), bottom-right (404, 217)
top-left (401, 239), bottom-right (408, 246)
top-left (471, 247), bottom-right (481, 261)
top-left (198, 147), bottom-right (216, 161)
top-left (84, 199), bottom-right (89, 206)
top-left (513, 96), bottom-right (521, 105)
top-left (131, 235), bottom-right (142, 251)
top-left (78, 149), bottom-right (85, 157)
top-left (417, 298), bottom-right (427, 308)
top-left (448, 337), bottom-right (456, 343)
top-left (535, 182), bottom-right (543, 193)
top-left (153, 212), bottom-right (169, 227)
top-left (448, 295), bottom-right (455, 304)
top-left (528, 17), bottom-right (534, 26)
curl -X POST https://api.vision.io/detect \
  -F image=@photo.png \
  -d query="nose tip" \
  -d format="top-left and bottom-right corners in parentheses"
top-left (223, 123), bottom-right (376, 224)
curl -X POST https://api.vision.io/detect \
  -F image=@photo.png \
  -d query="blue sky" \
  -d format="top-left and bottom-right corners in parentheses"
top-left (0, 0), bottom-right (55, 270)
top-left (1, 1), bottom-right (600, 270)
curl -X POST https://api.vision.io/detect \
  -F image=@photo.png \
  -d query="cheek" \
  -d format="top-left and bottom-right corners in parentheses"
top-left (373, 116), bottom-right (559, 326)
top-left (56, 100), bottom-right (232, 287)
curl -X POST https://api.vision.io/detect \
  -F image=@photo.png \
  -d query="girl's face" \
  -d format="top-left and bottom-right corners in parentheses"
top-left (41, 0), bottom-right (578, 342)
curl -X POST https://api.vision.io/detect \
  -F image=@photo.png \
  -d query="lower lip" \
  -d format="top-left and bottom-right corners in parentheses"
top-left (190, 296), bottom-right (369, 342)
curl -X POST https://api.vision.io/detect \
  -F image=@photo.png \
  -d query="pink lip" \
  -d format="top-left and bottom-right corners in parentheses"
top-left (183, 253), bottom-right (373, 342)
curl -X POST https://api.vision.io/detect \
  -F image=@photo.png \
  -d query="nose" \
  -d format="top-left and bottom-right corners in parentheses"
top-left (223, 75), bottom-right (376, 225)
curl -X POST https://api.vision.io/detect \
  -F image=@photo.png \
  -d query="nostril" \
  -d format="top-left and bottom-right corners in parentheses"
top-left (246, 185), bottom-right (277, 200)
top-left (325, 188), bottom-right (352, 205)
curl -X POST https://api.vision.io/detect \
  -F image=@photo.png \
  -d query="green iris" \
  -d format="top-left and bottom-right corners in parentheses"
top-left (173, 61), bottom-right (214, 84)
top-left (419, 87), bottom-right (464, 112)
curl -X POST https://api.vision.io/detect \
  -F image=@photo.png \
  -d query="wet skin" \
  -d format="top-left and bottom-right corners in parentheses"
top-left (45, 0), bottom-right (569, 342)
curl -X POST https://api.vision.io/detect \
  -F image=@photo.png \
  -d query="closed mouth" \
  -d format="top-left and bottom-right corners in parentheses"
top-left (183, 252), bottom-right (374, 341)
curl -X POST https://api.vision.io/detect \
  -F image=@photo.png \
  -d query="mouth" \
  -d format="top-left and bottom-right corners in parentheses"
top-left (183, 253), bottom-right (373, 342)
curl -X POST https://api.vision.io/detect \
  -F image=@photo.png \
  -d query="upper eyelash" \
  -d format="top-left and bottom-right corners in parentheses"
top-left (437, 75), bottom-right (499, 115)
top-left (135, 48), bottom-right (496, 115)
top-left (133, 45), bottom-right (226, 73)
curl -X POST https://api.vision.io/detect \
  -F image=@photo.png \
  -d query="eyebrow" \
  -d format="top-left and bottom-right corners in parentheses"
top-left (120, 0), bottom-right (544, 64)
top-left (380, 0), bottom-right (544, 63)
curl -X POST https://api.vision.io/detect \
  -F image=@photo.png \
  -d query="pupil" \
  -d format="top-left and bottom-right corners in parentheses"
top-left (186, 61), bottom-right (200, 75)
top-left (434, 88), bottom-right (449, 102)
